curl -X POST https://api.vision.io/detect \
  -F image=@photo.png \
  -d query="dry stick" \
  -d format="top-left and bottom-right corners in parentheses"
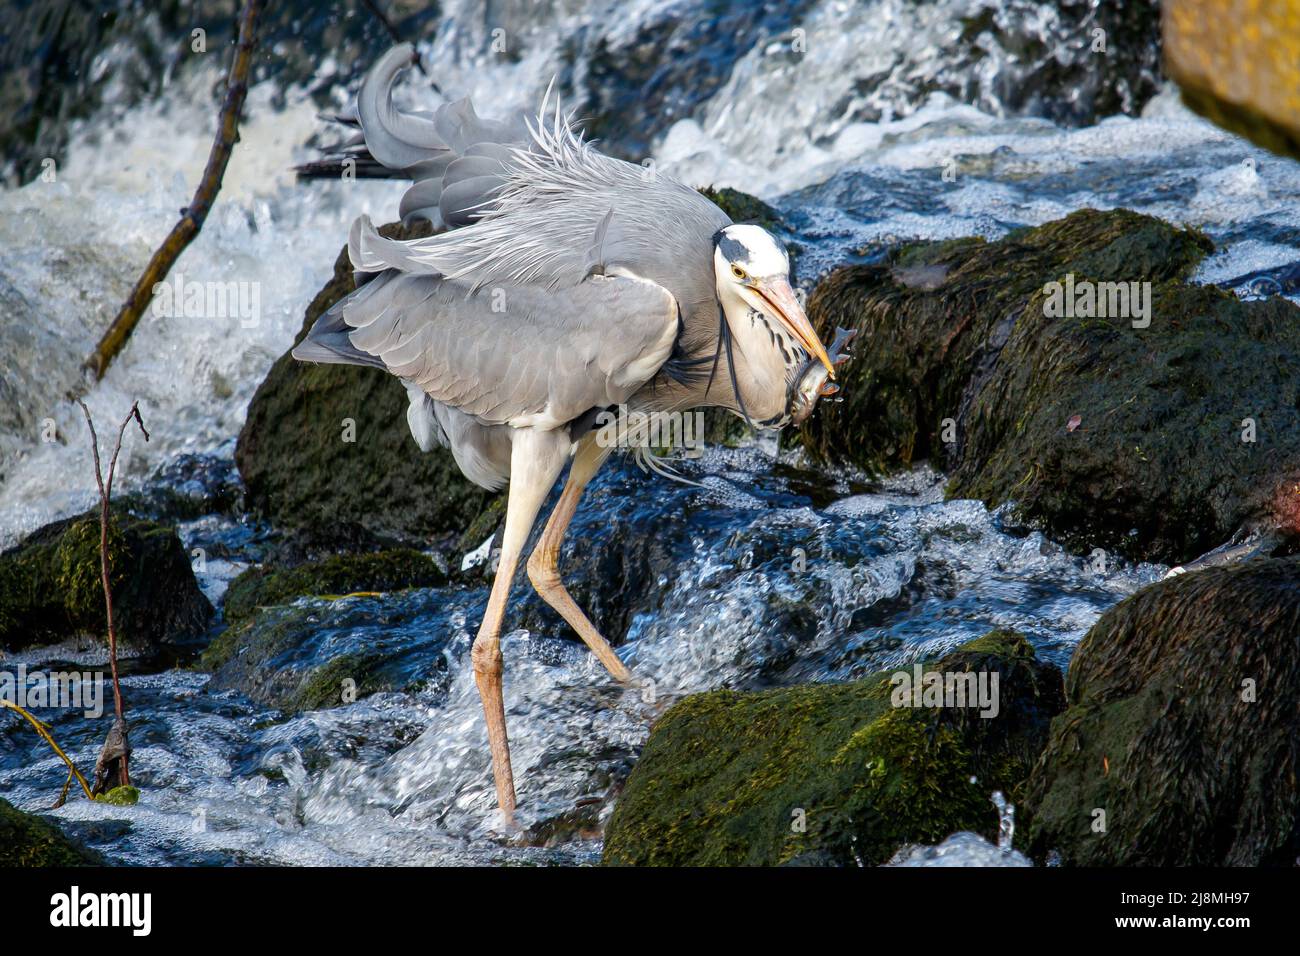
top-left (0, 701), bottom-right (94, 805)
top-left (80, 0), bottom-right (264, 386)
top-left (76, 399), bottom-right (150, 790)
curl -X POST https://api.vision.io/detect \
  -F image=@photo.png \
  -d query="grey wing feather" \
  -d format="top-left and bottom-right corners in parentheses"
top-left (342, 45), bottom-right (729, 318)
top-left (292, 269), bottom-right (681, 429)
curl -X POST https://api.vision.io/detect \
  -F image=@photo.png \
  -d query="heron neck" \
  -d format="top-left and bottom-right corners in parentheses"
top-left (636, 310), bottom-right (793, 423)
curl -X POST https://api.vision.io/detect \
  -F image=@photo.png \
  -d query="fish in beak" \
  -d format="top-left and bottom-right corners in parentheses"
top-left (752, 276), bottom-right (836, 379)
top-left (788, 326), bottom-right (858, 424)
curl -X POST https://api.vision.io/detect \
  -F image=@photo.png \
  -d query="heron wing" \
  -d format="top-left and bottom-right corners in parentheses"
top-left (292, 269), bottom-right (681, 429)
top-left (340, 44), bottom-right (730, 317)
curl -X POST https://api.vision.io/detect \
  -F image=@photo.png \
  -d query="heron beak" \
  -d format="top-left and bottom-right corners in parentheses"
top-left (753, 277), bottom-right (836, 379)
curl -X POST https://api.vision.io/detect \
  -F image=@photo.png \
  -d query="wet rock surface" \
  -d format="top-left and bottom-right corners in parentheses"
top-left (801, 208), bottom-right (1300, 565)
top-left (602, 630), bottom-right (1064, 866)
top-left (202, 585), bottom-right (460, 715)
top-left (221, 548), bottom-right (447, 628)
top-left (1021, 556), bottom-right (1300, 866)
top-left (0, 507), bottom-right (213, 654)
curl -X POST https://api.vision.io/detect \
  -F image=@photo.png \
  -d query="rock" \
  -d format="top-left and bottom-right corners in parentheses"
top-left (602, 630), bottom-right (1064, 866)
top-left (1021, 556), bottom-right (1300, 866)
top-left (0, 797), bottom-right (103, 866)
top-left (235, 222), bottom-right (499, 551)
top-left (125, 452), bottom-right (244, 523)
top-left (2, 0), bottom-right (444, 187)
top-left (94, 786), bottom-right (140, 807)
top-left (565, 0), bottom-right (1160, 166)
top-left (221, 548), bottom-right (447, 628)
top-left (802, 208), bottom-right (1300, 565)
top-left (202, 585), bottom-right (453, 714)
top-left (1164, 0), bottom-right (1300, 159)
top-left (564, 3), bottom-right (817, 162)
top-left (0, 508), bottom-right (213, 654)
top-left (698, 186), bottom-right (784, 234)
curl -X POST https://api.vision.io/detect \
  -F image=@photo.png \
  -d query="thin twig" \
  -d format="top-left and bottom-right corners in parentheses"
top-left (0, 701), bottom-right (94, 804)
top-left (75, 399), bottom-right (149, 790)
top-left (79, 0), bottom-right (264, 386)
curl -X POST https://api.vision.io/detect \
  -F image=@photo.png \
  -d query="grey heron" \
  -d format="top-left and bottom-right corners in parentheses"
top-left (293, 44), bottom-right (850, 823)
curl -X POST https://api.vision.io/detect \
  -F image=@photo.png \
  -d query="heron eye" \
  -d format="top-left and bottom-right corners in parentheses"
top-left (731, 264), bottom-right (747, 281)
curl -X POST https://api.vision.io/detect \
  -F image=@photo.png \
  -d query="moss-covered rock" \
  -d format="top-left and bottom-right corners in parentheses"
top-left (235, 222), bottom-right (499, 550)
top-left (1020, 556), bottom-right (1300, 866)
top-left (801, 208), bottom-right (1300, 564)
top-left (602, 630), bottom-right (1064, 866)
top-left (204, 547), bottom-right (448, 712)
top-left (0, 508), bottom-right (213, 653)
top-left (0, 798), bottom-right (102, 866)
top-left (698, 186), bottom-right (783, 233)
top-left (222, 548), bottom-right (446, 628)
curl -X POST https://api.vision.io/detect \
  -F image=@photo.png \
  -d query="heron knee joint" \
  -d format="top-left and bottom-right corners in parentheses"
top-left (471, 637), bottom-right (502, 676)
top-left (526, 552), bottom-right (561, 591)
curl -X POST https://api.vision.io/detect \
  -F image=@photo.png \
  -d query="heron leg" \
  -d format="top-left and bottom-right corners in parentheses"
top-left (526, 437), bottom-right (631, 683)
top-left (473, 429), bottom-right (570, 823)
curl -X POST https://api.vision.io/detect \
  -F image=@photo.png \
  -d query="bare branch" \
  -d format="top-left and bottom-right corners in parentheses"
top-left (79, 0), bottom-right (264, 386)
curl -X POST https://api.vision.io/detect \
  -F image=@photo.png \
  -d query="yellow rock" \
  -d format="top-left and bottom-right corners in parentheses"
top-left (1164, 1), bottom-right (1300, 158)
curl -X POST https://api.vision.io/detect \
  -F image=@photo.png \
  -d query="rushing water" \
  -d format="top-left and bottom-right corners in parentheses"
top-left (1, 0), bottom-right (1297, 864)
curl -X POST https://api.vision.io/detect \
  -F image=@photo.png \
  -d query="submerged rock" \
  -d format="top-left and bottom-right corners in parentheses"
top-left (1021, 556), bottom-right (1300, 866)
top-left (235, 222), bottom-right (498, 551)
top-left (802, 208), bottom-right (1300, 565)
top-left (202, 583), bottom-right (454, 715)
top-left (0, 798), bottom-right (102, 866)
top-left (602, 630), bottom-right (1064, 866)
top-left (0, 508), bottom-right (213, 654)
top-left (222, 548), bottom-right (447, 628)
top-left (126, 452), bottom-right (244, 524)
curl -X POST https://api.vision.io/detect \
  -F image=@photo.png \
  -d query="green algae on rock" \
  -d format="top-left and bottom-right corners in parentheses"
top-left (95, 786), bottom-right (140, 807)
top-left (602, 630), bottom-right (1064, 866)
top-left (0, 508), bottom-right (212, 653)
top-left (1021, 556), bottom-right (1300, 866)
top-left (0, 798), bottom-right (102, 866)
top-left (235, 222), bottom-right (499, 550)
top-left (800, 208), bottom-right (1300, 565)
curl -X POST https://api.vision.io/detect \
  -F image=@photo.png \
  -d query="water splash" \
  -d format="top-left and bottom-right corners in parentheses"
top-left (991, 789), bottom-right (1015, 852)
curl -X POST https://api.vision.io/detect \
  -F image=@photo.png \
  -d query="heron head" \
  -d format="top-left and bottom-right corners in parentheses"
top-left (712, 225), bottom-right (835, 386)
